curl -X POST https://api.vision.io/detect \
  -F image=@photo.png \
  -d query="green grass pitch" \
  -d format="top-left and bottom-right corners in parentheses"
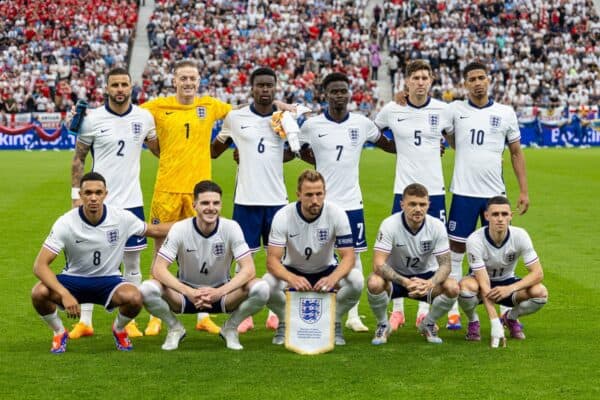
top-left (0, 148), bottom-right (598, 399)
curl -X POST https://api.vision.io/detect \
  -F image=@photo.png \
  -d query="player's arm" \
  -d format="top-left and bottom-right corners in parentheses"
top-left (267, 244), bottom-right (312, 291)
top-left (487, 259), bottom-right (543, 303)
top-left (314, 246), bottom-right (355, 292)
top-left (508, 140), bottom-right (529, 215)
top-left (283, 147), bottom-right (296, 162)
top-left (151, 254), bottom-right (199, 300)
top-left (145, 136), bottom-right (160, 158)
top-left (71, 140), bottom-right (91, 208)
top-left (373, 133), bottom-right (396, 153)
top-left (199, 254), bottom-right (256, 303)
top-left (473, 268), bottom-right (499, 319)
top-left (444, 130), bottom-right (455, 149)
top-left (298, 144), bottom-right (316, 165)
top-left (33, 247), bottom-right (80, 318)
top-left (211, 136), bottom-right (233, 158)
top-left (143, 222), bottom-right (174, 238)
top-left (373, 249), bottom-right (411, 287)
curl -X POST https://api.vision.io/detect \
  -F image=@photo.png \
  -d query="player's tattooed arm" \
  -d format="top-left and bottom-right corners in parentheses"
top-left (431, 251), bottom-right (452, 286)
top-left (71, 141), bottom-right (91, 187)
top-left (376, 262), bottom-right (409, 287)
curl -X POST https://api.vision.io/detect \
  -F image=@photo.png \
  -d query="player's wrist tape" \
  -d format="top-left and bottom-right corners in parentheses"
top-left (71, 187), bottom-right (80, 200)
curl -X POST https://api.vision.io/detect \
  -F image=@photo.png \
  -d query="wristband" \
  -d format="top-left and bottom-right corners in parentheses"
top-left (71, 187), bottom-right (80, 200)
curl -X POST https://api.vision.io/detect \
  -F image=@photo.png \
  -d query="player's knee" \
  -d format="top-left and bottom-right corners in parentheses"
top-left (31, 282), bottom-right (49, 301)
top-left (367, 273), bottom-right (385, 293)
top-left (528, 284), bottom-right (548, 300)
top-left (444, 278), bottom-right (460, 298)
top-left (459, 276), bottom-right (478, 292)
top-left (249, 279), bottom-right (270, 304)
top-left (450, 240), bottom-right (466, 253)
top-left (344, 269), bottom-right (364, 293)
top-left (139, 279), bottom-right (162, 303)
top-left (263, 273), bottom-right (283, 295)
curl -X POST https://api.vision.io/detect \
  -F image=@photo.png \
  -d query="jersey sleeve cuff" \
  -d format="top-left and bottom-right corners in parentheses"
top-left (43, 243), bottom-right (61, 255)
top-left (157, 251), bottom-right (174, 264)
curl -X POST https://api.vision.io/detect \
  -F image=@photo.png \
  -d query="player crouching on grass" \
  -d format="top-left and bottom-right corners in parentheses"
top-left (367, 183), bottom-right (459, 345)
top-left (458, 196), bottom-right (548, 347)
top-left (139, 180), bottom-right (269, 351)
top-left (31, 172), bottom-right (172, 353)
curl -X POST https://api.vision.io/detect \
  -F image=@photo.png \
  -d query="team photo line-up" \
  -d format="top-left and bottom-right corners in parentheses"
top-left (31, 59), bottom-right (547, 353)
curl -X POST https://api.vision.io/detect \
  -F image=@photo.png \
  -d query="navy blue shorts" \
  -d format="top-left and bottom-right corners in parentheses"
top-left (345, 209), bottom-right (367, 252)
top-left (447, 194), bottom-right (489, 242)
top-left (179, 282), bottom-right (227, 314)
top-left (56, 274), bottom-right (128, 310)
top-left (233, 204), bottom-right (284, 252)
top-left (489, 276), bottom-right (522, 307)
top-left (286, 265), bottom-right (337, 287)
top-left (124, 206), bottom-right (147, 251)
top-left (392, 193), bottom-right (447, 223)
top-left (390, 271), bottom-right (435, 303)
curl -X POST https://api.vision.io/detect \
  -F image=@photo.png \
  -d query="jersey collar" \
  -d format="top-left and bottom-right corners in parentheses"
top-left (79, 205), bottom-right (107, 227)
top-left (401, 212), bottom-right (425, 236)
top-left (296, 201), bottom-right (323, 224)
top-left (324, 110), bottom-right (350, 123)
top-left (250, 103), bottom-right (276, 117)
top-left (193, 217), bottom-right (220, 238)
top-left (484, 226), bottom-right (511, 248)
top-left (407, 97), bottom-right (431, 109)
top-left (467, 99), bottom-right (494, 109)
top-left (105, 102), bottom-right (133, 117)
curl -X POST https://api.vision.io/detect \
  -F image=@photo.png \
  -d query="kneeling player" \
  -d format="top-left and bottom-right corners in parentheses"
top-left (31, 172), bottom-right (171, 353)
top-left (367, 183), bottom-right (459, 344)
top-left (140, 181), bottom-right (269, 351)
top-left (458, 196), bottom-right (548, 346)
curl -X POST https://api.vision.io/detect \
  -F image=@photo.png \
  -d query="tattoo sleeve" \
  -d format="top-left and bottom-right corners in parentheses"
top-left (431, 252), bottom-right (452, 286)
top-left (71, 141), bottom-right (90, 187)
top-left (378, 263), bottom-right (406, 286)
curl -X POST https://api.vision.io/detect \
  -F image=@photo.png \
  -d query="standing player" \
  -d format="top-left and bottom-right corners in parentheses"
top-left (445, 61), bottom-right (530, 328)
top-left (458, 196), bottom-right (547, 345)
top-left (140, 60), bottom-right (231, 335)
top-left (373, 60), bottom-right (455, 330)
top-left (264, 170), bottom-right (363, 346)
top-left (140, 181), bottom-right (269, 350)
top-left (299, 72), bottom-right (395, 332)
top-left (367, 183), bottom-right (458, 345)
top-left (31, 172), bottom-right (171, 353)
top-left (69, 67), bottom-right (159, 339)
top-left (211, 67), bottom-right (294, 333)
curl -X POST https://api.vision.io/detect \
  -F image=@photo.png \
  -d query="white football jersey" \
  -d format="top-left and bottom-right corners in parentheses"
top-left (299, 111), bottom-right (380, 210)
top-left (466, 226), bottom-right (539, 282)
top-left (374, 98), bottom-right (452, 196)
top-left (78, 104), bottom-right (156, 208)
top-left (269, 201), bottom-right (353, 274)
top-left (447, 100), bottom-right (520, 197)
top-left (158, 217), bottom-right (251, 288)
top-left (373, 212), bottom-right (449, 275)
top-left (43, 205), bottom-right (147, 277)
top-left (217, 105), bottom-right (287, 206)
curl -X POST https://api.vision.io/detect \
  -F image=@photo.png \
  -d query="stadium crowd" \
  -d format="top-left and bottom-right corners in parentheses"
top-left (379, 0), bottom-right (600, 109)
top-left (0, 0), bottom-right (138, 113)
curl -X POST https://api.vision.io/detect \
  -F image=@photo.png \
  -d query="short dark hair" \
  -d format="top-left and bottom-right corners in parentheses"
top-left (107, 67), bottom-right (130, 81)
top-left (194, 180), bottom-right (222, 198)
top-left (250, 67), bottom-right (276, 85)
top-left (486, 196), bottom-right (511, 209)
top-left (80, 171), bottom-right (106, 187)
top-left (462, 61), bottom-right (488, 78)
top-left (403, 183), bottom-right (429, 198)
top-left (406, 60), bottom-right (432, 78)
top-left (297, 169), bottom-right (325, 192)
top-left (321, 72), bottom-right (349, 91)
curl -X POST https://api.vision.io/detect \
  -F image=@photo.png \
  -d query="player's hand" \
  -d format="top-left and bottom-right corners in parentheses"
top-left (314, 276), bottom-right (337, 293)
top-left (197, 287), bottom-right (222, 305)
top-left (61, 293), bottom-right (80, 319)
top-left (490, 318), bottom-right (507, 348)
top-left (394, 90), bottom-right (408, 106)
top-left (516, 193), bottom-right (529, 215)
top-left (486, 286), bottom-right (513, 303)
top-left (440, 138), bottom-right (446, 157)
top-left (287, 274), bottom-right (313, 292)
top-left (71, 199), bottom-right (82, 208)
top-left (232, 148), bottom-right (240, 164)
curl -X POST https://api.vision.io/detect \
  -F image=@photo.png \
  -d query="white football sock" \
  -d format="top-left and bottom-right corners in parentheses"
top-left (508, 297), bottom-right (547, 319)
top-left (41, 309), bottom-right (65, 334)
top-left (450, 251), bottom-right (464, 281)
top-left (347, 254), bottom-right (364, 320)
top-left (140, 280), bottom-right (180, 329)
top-left (264, 273), bottom-right (286, 321)
top-left (114, 313), bottom-right (133, 332)
top-left (458, 290), bottom-right (479, 322)
top-left (196, 312), bottom-right (210, 322)
top-left (367, 290), bottom-right (390, 325)
top-left (392, 297), bottom-right (404, 313)
top-left (335, 269), bottom-right (362, 322)
top-left (426, 294), bottom-right (455, 325)
top-left (79, 303), bottom-right (94, 326)
top-left (123, 250), bottom-right (142, 286)
top-left (417, 301), bottom-right (430, 316)
top-left (228, 280), bottom-right (269, 326)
